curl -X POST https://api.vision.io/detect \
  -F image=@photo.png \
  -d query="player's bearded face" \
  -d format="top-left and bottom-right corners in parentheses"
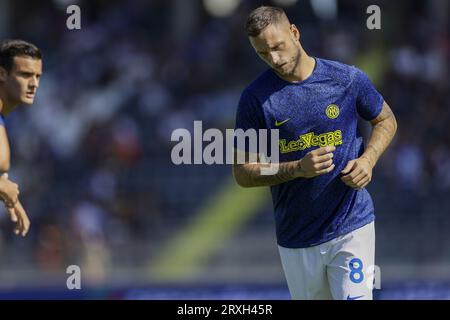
top-left (1, 56), bottom-right (42, 105)
top-left (250, 23), bottom-right (302, 76)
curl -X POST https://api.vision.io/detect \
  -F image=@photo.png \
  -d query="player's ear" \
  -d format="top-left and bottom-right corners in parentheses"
top-left (290, 24), bottom-right (300, 42)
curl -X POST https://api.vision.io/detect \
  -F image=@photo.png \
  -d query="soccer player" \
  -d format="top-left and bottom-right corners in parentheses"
top-left (233, 7), bottom-right (397, 300)
top-left (0, 39), bottom-right (42, 237)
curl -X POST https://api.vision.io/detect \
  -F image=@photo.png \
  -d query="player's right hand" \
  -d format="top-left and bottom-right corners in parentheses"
top-left (297, 146), bottom-right (336, 178)
top-left (0, 174), bottom-right (19, 208)
top-left (7, 200), bottom-right (30, 237)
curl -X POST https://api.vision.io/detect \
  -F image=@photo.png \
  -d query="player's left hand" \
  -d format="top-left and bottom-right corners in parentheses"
top-left (340, 157), bottom-right (373, 190)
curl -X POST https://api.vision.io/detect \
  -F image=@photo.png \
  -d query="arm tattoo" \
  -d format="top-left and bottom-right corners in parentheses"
top-left (362, 102), bottom-right (397, 168)
top-left (233, 160), bottom-right (300, 187)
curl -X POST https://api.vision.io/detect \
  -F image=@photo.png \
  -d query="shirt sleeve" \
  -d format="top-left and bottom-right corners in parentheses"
top-left (353, 67), bottom-right (384, 121)
top-left (234, 89), bottom-right (266, 152)
top-left (0, 115), bottom-right (4, 126)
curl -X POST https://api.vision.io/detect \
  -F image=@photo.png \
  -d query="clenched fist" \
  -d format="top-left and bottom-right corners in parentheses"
top-left (340, 157), bottom-right (373, 189)
top-left (297, 146), bottom-right (336, 178)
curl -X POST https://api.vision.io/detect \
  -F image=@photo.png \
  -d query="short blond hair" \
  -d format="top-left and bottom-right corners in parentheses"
top-left (245, 6), bottom-right (290, 37)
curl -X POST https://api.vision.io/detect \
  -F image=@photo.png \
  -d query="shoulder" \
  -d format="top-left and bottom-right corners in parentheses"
top-left (315, 58), bottom-right (360, 87)
top-left (241, 69), bottom-right (275, 98)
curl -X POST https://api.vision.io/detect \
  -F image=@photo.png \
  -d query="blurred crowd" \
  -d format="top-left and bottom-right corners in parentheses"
top-left (0, 0), bottom-right (448, 283)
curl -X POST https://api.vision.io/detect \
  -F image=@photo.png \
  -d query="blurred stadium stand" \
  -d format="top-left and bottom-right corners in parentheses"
top-left (0, 0), bottom-right (448, 299)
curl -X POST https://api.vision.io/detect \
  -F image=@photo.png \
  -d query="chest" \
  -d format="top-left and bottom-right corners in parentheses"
top-left (262, 82), bottom-right (357, 138)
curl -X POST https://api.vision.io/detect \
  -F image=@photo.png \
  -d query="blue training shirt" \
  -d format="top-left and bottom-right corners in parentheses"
top-left (235, 57), bottom-right (384, 248)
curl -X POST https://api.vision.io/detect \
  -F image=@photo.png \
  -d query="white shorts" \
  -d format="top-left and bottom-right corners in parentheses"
top-left (278, 221), bottom-right (375, 300)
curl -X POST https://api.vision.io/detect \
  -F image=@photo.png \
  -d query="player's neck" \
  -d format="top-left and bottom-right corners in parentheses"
top-left (276, 50), bottom-right (316, 83)
top-left (293, 51), bottom-right (315, 82)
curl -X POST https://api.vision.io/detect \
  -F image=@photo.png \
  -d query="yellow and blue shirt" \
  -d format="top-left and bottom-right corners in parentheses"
top-left (235, 57), bottom-right (384, 248)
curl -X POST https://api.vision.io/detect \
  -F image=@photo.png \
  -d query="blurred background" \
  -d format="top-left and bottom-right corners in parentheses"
top-left (0, 0), bottom-right (448, 299)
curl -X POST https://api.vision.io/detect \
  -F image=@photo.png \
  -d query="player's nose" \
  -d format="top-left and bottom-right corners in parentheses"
top-left (29, 77), bottom-right (39, 88)
top-left (268, 52), bottom-right (280, 65)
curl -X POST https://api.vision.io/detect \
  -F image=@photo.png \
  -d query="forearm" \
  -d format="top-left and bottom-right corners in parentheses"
top-left (0, 126), bottom-right (11, 172)
top-left (361, 111), bottom-right (397, 168)
top-left (233, 145), bottom-right (336, 188)
top-left (233, 160), bottom-right (302, 188)
top-left (0, 161), bottom-right (10, 173)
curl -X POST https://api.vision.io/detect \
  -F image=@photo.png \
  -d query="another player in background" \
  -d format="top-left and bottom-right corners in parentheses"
top-left (233, 7), bottom-right (397, 300)
top-left (0, 39), bottom-right (42, 236)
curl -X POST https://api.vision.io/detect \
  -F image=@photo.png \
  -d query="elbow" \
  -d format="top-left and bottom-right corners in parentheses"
top-left (234, 174), bottom-right (251, 188)
top-left (235, 178), bottom-right (252, 188)
top-left (391, 115), bottom-right (398, 137)
top-left (232, 165), bottom-right (252, 188)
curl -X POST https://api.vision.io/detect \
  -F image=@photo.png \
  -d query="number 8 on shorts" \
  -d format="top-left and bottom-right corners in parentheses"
top-left (349, 258), bottom-right (364, 284)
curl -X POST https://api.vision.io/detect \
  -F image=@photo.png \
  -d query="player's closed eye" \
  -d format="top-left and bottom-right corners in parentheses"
top-left (18, 72), bottom-right (34, 78)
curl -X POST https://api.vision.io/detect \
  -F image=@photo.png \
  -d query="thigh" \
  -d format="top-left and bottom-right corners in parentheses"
top-left (278, 245), bottom-right (332, 300)
top-left (326, 222), bottom-right (376, 300)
